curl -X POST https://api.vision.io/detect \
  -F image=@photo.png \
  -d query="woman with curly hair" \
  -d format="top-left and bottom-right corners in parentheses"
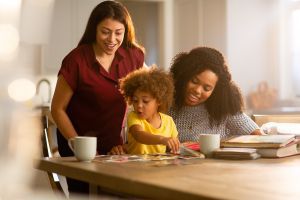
top-left (119, 67), bottom-right (180, 154)
top-left (169, 47), bottom-right (262, 142)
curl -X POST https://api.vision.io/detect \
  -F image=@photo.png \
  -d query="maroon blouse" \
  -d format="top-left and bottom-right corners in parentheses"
top-left (59, 44), bottom-right (144, 154)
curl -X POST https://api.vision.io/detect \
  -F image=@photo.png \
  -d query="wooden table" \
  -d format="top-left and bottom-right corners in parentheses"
top-left (36, 155), bottom-right (300, 200)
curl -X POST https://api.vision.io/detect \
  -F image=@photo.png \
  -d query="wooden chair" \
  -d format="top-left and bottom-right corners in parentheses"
top-left (41, 110), bottom-right (68, 198)
top-left (251, 114), bottom-right (300, 127)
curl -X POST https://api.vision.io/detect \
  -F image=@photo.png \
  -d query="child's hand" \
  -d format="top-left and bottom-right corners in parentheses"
top-left (108, 144), bottom-right (127, 155)
top-left (162, 137), bottom-right (180, 154)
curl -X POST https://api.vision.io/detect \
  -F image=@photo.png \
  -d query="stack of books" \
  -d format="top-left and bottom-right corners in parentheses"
top-left (213, 148), bottom-right (260, 160)
top-left (256, 139), bottom-right (300, 158)
top-left (215, 134), bottom-right (300, 159)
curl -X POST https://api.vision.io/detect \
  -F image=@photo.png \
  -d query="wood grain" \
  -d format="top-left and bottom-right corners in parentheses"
top-left (36, 156), bottom-right (300, 200)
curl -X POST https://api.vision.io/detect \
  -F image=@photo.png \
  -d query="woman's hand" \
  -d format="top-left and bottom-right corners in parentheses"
top-left (161, 137), bottom-right (180, 154)
top-left (108, 144), bottom-right (127, 155)
top-left (250, 129), bottom-right (265, 135)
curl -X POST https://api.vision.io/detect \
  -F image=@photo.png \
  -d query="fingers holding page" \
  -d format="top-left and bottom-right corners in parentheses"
top-left (166, 137), bottom-right (180, 154)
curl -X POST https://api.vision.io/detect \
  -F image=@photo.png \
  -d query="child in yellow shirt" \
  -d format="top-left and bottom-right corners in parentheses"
top-left (120, 67), bottom-right (180, 154)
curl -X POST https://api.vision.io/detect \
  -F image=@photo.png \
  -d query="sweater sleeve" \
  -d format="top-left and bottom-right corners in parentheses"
top-left (226, 112), bottom-right (259, 135)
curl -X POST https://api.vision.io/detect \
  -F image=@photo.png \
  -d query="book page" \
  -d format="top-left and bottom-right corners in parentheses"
top-left (226, 135), bottom-right (295, 144)
top-left (261, 122), bottom-right (300, 135)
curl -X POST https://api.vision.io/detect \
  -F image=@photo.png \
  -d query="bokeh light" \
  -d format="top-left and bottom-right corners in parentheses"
top-left (8, 78), bottom-right (36, 102)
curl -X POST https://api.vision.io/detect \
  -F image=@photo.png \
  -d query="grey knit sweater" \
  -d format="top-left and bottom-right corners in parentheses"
top-left (168, 104), bottom-right (259, 142)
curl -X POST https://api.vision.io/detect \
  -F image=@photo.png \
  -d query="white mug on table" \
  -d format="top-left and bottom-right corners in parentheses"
top-left (68, 136), bottom-right (97, 162)
top-left (199, 134), bottom-right (220, 157)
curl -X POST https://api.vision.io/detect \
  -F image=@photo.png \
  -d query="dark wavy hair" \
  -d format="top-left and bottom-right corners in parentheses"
top-left (170, 47), bottom-right (244, 125)
top-left (120, 66), bottom-right (174, 113)
top-left (78, 0), bottom-right (143, 50)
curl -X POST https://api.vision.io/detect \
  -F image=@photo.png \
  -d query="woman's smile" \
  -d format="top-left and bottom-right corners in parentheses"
top-left (186, 93), bottom-right (201, 104)
top-left (105, 42), bottom-right (117, 50)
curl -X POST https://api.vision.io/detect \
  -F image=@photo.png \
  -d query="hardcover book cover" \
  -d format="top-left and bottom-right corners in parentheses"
top-left (212, 148), bottom-right (260, 160)
top-left (257, 139), bottom-right (300, 158)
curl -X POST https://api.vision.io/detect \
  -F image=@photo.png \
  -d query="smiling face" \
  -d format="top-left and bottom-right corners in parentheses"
top-left (184, 69), bottom-right (218, 106)
top-left (131, 90), bottom-right (160, 122)
top-left (95, 18), bottom-right (125, 55)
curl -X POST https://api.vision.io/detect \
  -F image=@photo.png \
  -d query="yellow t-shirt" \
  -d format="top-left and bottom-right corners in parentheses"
top-left (127, 111), bottom-right (178, 154)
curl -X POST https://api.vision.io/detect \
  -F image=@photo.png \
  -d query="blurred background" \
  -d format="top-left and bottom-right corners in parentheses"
top-left (1, 0), bottom-right (300, 198)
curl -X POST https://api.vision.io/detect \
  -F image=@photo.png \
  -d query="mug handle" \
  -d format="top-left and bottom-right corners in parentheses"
top-left (68, 137), bottom-right (75, 153)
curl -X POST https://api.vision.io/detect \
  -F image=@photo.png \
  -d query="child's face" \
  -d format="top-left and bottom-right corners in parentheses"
top-left (131, 90), bottom-right (160, 121)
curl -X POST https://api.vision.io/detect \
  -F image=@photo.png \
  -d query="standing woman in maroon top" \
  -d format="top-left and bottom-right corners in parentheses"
top-left (51, 0), bottom-right (144, 196)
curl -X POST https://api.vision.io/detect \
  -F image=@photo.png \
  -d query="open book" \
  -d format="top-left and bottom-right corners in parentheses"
top-left (181, 141), bottom-right (200, 151)
top-left (261, 122), bottom-right (300, 136)
top-left (179, 142), bottom-right (205, 159)
top-left (180, 146), bottom-right (204, 158)
top-left (221, 134), bottom-right (296, 148)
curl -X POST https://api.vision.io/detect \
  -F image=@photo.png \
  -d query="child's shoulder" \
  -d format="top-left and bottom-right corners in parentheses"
top-left (159, 112), bottom-right (175, 121)
top-left (127, 111), bottom-right (143, 126)
top-left (128, 111), bottom-right (137, 118)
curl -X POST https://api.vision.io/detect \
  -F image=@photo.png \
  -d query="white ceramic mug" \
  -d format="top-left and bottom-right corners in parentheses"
top-left (68, 136), bottom-right (97, 162)
top-left (199, 134), bottom-right (220, 157)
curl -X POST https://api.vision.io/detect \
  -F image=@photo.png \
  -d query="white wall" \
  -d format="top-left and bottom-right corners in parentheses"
top-left (173, 0), bottom-right (226, 61)
top-left (226, 0), bottom-right (280, 98)
top-left (202, 0), bottom-right (227, 54)
top-left (122, 1), bottom-right (160, 66)
top-left (41, 0), bottom-right (100, 75)
top-left (174, 0), bottom-right (202, 53)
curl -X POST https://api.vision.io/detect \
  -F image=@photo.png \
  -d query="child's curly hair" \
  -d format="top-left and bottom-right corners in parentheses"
top-left (119, 66), bottom-right (174, 113)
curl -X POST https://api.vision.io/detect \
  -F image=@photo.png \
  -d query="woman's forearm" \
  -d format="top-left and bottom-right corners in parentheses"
top-left (51, 109), bottom-right (78, 140)
top-left (51, 75), bottom-right (77, 140)
top-left (250, 129), bottom-right (264, 135)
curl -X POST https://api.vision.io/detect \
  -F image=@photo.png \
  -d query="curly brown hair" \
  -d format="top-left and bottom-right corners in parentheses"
top-left (170, 47), bottom-right (244, 125)
top-left (120, 67), bottom-right (174, 113)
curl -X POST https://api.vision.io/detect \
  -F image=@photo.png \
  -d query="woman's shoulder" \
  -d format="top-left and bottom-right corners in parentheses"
top-left (117, 46), bottom-right (145, 70)
top-left (227, 112), bottom-right (254, 123)
top-left (63, 44), bottom-right (92, 61)
top-left (118, 46), bottom-right (144, 59)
